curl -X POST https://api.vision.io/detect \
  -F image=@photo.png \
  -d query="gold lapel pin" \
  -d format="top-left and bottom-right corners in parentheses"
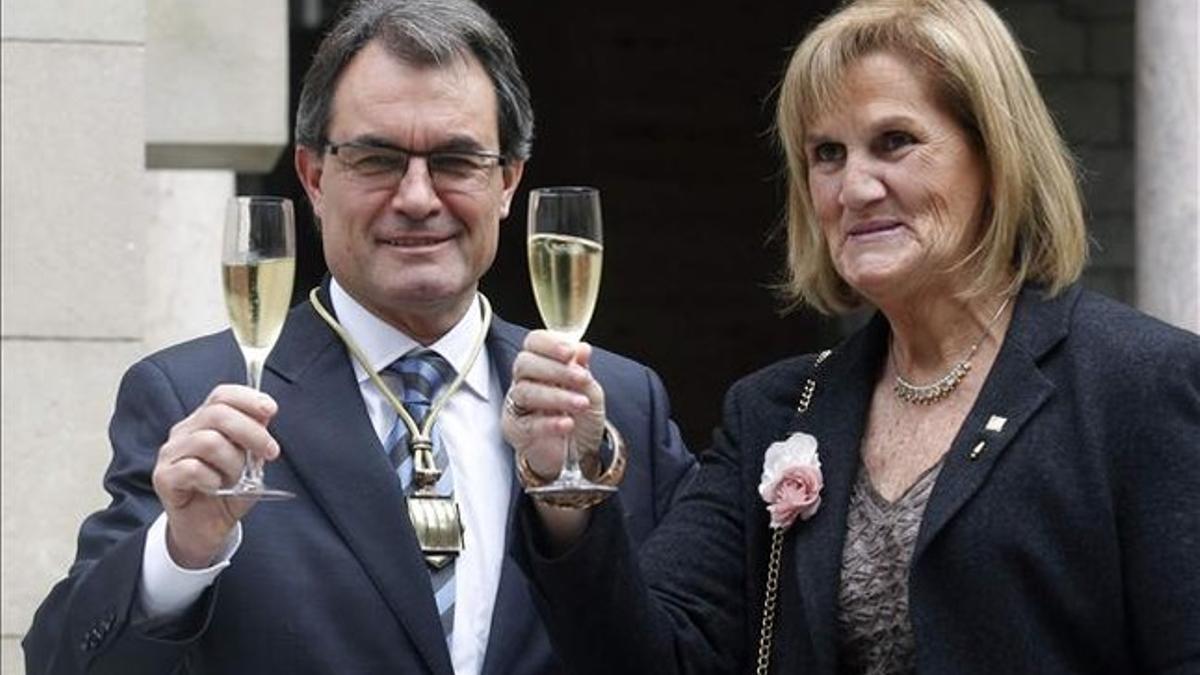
top-left (970, 415), bottom-right (1009, 460)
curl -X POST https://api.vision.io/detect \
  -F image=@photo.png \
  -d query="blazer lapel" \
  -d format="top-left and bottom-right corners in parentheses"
top-left (267, 287), bottom-right (454, 675)
top-left (913, 285), bottom-right (1075, 561)
top-left (788, 317), bottom-right (888, 674)
top-left (479, 317), bottom-right (540, 675)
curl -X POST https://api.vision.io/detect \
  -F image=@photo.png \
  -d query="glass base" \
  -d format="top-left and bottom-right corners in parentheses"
top-left (525, 478), bottom-right (617, 499)
top-left (213, 481), bottom-right (295, 501)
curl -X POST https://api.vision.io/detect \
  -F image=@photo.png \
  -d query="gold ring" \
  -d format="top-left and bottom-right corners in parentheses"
top-left (504, 391), bottom-right (530, 418)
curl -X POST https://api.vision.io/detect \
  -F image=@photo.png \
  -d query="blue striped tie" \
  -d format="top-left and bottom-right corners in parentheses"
top-left (381, 349), bottom-right (457, 642)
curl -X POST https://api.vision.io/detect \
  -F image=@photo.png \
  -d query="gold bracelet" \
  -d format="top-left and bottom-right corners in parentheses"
top-left (516, 420), bottom-right (627, 509)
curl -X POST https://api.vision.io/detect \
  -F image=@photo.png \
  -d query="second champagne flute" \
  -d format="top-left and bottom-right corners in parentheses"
top-left (525, 186), bottom-right (614, 499)
top-left (215, 196), bottom-right (296, 501)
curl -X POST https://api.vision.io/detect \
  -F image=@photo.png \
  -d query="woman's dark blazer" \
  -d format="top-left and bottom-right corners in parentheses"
top-left (518, 283), bottom-right (1200, 674)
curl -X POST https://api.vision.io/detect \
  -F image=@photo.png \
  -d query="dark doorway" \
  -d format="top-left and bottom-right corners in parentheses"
top-left (245, 1), bottom-right (839, 451)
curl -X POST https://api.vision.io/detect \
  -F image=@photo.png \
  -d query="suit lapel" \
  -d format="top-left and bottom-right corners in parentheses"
top-left (788, 317), bottom-right (887, 674)
top-left (480, 317), bottom-right (539, 675)
top-left (913, 285), bottom-right (1074, 561)
top-left (267, 286), bottom-right (454, 675)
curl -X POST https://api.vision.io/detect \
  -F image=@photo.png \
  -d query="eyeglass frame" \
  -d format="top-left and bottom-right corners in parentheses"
top-left (323, 139), bottom-right (509, 194)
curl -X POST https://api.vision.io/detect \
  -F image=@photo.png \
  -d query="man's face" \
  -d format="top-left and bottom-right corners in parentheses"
top-left (296, 40), bottom-right (524, 340)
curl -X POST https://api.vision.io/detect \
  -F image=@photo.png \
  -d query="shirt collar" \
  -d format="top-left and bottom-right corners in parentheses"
top-left (329, 279), bottom-right (491, 400)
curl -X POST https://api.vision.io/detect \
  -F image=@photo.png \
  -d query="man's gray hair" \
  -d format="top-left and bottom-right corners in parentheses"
top-left (295, 0), bottom-right (534, 160)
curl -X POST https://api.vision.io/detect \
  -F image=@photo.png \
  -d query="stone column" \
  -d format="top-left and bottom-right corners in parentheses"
top-left (142, 170), bottom-right (232, 353)
top-left (1136, 0), bottom-right (1200, 332)
top-left (2, 2), bottom-right (288, 672)
top-left (1, 4), bottom-right (148, 672)
top-left (143, 0), bottom-right (290, 352)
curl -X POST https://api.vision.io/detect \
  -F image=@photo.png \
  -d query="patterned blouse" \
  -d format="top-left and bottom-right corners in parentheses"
top-left (835, 460), bottom-right (944, 675)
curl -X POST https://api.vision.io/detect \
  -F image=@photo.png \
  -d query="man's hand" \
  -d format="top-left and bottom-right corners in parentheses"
top-left (152, 385), bottom-right (281, 569)
top-left (502, 330), bottom-right (606, 481)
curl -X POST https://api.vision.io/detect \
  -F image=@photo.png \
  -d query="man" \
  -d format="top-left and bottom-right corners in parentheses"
top-left (22, 1), bottom-right (694, 673)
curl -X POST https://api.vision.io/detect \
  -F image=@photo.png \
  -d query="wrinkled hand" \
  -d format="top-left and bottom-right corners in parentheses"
top-left (502, 330), bottom-right (606, 481)
top-left (152, 385), bottom-right (280, 568)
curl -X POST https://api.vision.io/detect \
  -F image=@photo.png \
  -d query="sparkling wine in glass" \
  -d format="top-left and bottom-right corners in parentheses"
top-left (525, 186), bottom-right (614, 499)
top-left (215, 196), bottom-right (296, 500)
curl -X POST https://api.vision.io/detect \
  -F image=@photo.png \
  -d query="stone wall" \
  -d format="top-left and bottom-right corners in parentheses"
top-left (1, 4), bottom-right (148, 671)
top-left (1, 3), bottom-right (287, 672)
top-left (1001, 0), bottom-right (1138, 302)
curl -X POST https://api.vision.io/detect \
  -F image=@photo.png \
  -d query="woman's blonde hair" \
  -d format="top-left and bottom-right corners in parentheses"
top-left (776, 0), bottom-right (1087, 314)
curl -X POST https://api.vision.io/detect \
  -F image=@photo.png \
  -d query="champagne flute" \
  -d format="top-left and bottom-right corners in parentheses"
top-left (215, 196), bottom-right (296, 500)
top-left (525, 186), bottom-right (615, 498)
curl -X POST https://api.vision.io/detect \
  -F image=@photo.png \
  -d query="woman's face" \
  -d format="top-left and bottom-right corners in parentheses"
top-left (805, 51), bottom-right (989, 305)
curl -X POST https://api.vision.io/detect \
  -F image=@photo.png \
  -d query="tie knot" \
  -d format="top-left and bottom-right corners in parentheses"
top-left (384, 349), bottom-right (456, 423)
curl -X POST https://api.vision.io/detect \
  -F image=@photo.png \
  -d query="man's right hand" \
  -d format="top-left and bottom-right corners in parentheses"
top-left (152, 385), bottom-right (280, 569)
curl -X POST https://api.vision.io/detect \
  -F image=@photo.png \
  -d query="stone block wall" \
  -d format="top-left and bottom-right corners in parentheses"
top-left (1, 3), bottom-right (286, 672)
top-left (999, 0), bottom-right (1137, 302)
top-left (1, 4), bottom-right (148, 671)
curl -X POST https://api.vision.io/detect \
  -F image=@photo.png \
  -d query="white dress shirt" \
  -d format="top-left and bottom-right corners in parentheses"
top-left (138, 280), bottom-right (513, 675)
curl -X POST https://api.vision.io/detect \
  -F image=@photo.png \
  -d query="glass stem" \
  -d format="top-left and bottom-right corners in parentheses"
top-left (558, 435), bottom-right (584, 483)
top-left (242, 351), bottom-right (267, 485)
top-left (556, 348), bottom-right (585, 483)
top-left (245, 352), bottom-right (264, 390)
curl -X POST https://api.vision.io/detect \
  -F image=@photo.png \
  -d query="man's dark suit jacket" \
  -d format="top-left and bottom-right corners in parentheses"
top-left (23, 287), bottom-right (696, 675)
top-left (520, 283), bottom-right (1200, 674)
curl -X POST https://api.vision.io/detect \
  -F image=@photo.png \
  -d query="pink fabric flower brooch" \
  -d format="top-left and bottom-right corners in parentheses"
top-left (758, 432), bottom-right (824, 530)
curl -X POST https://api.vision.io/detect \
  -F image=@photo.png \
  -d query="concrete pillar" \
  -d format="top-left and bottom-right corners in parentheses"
top-left (2, 2), bottom-right (288, 672)
top-left (146, 0), bottom-right (289, 171)
top-left (142, 0), bottom-right (290, 349)
top-left (143, 170), bottom-right (233, 353)
top-left (1, 3), bottom-right (148, 672)
top-left (1136, 0), bottom-right (1200, 332)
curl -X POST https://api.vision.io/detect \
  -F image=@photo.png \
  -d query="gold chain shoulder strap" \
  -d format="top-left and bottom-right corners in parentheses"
top-left (754, 349), bottom-right (831, 675)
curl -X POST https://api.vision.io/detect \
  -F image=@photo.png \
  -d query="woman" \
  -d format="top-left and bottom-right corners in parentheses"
top-left (501, 0), bottom-right (1200, 672)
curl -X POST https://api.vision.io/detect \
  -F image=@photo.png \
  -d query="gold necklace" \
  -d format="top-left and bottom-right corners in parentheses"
top-left (309, 287), bottom-right (492, 568)
top-left (892, 296), bottom-right (1011, 405)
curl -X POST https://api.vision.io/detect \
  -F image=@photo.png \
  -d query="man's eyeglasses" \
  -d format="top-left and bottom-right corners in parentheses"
top-left (325, 141), bottom-right (507, 194)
